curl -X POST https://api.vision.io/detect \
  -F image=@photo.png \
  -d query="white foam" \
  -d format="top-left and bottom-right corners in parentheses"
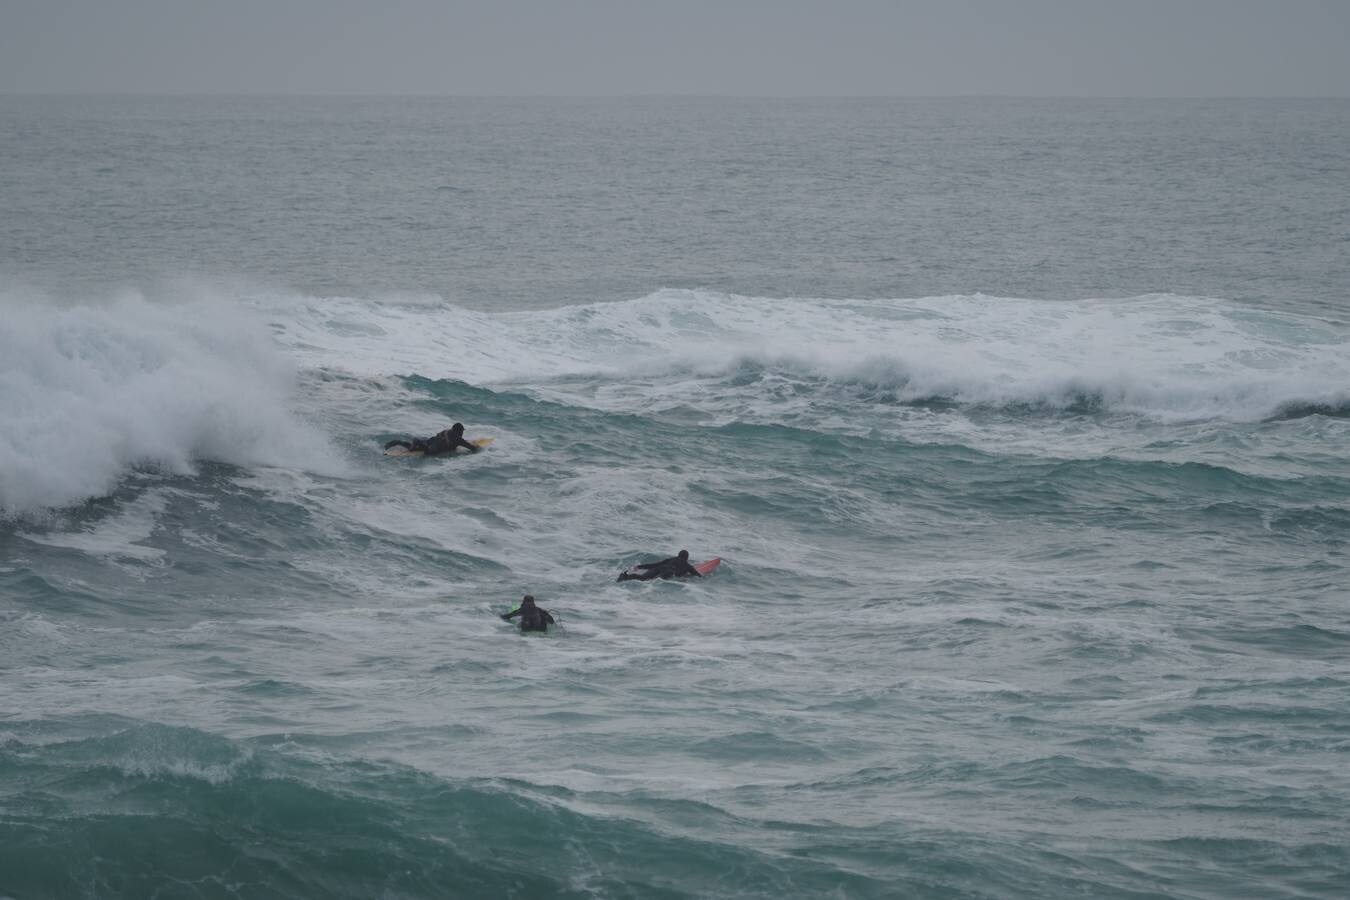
top-left (247, 288), bottom-right (1350, 424)
top-left (20, 489), bottom-right (169, 561)
top-left (0, 286), bottom-right (346, 515)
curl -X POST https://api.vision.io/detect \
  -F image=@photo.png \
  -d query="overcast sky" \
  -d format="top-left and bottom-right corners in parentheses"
top-left (2, 0), bottom-right (1347, 97)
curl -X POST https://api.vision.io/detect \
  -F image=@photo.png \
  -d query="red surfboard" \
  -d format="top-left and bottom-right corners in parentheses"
top-left (693, 557), bottom-right (721, 575)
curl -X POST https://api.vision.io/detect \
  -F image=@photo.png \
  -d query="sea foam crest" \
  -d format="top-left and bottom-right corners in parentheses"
top-left (257, 288), bottom-right (1350, 422)
top-left (0, 287), bottom-right (341, 515)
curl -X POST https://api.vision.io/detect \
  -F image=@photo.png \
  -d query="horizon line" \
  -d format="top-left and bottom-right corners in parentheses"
top-left (3, 90), bottom-right (1348, 101)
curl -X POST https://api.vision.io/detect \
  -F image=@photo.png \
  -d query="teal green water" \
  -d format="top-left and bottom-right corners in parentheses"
top-left (2, 97), bottom-right (1349, 898)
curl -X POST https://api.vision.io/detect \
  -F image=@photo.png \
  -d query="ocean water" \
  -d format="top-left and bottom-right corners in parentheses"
top-left (2, 96), bottom-right (1349, 899)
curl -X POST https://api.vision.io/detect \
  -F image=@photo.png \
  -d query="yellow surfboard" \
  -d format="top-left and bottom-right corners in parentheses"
top-left (384, 436), bottom-right (494, 457)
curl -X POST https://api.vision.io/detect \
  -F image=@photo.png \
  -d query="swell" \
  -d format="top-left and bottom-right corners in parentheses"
top-left (1267, 399), bottom-right (1350, 421)
top-left (9, 722), bottom-right (1341, 900)
top-left (10, 285), bottom-right (1348, 515)
top-left (698, 419), bottom-right (1350, 510)
top-left (0, 722), bottom-right (934, 899)
top-left (392, 373), bottom-right (1349, 502)
top-left (257, 288), bottom-right (1350, 425)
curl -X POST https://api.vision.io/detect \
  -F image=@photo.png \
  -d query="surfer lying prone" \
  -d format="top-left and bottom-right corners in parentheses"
top-left (384, 422), bottom-right (479, 456)
top-left (617, 549), bottom-right (702, 581)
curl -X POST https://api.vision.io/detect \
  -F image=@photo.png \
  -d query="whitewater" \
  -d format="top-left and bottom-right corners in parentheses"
top-left (3, 96), bottom-right (1349, 899)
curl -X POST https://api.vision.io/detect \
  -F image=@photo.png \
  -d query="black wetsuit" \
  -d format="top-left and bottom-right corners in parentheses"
top-left (502, 605), bottom-right (555, 633)
top-left (618, 556), bottom-right (701, 581)
top-left (420, 429), bottom-right (478, 456)
top-left (385, 430), bottom-right (478, 456)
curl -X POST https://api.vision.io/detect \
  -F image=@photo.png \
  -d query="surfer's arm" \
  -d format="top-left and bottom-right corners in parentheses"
top-left (501, 609), bottom-right (520, 620)
top-left (635, 557), bottom-right (674, 571)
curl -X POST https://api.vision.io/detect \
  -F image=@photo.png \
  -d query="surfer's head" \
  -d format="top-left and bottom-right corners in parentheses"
top-left (521, 594), bottom-right (536, 607)
top-left (450, 422), bottom-right (465, 436)
top-left (678, 550), bottom-right (689, 560)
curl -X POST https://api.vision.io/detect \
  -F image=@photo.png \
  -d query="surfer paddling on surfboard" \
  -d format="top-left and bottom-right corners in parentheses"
top-left (385, 422), bottom-right (480, 457)
top-left (618, 549), bottom-right (707, 581)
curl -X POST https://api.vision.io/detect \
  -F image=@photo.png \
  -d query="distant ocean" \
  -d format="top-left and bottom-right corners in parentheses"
top-left (2, 96), bottom-right (1348, 899)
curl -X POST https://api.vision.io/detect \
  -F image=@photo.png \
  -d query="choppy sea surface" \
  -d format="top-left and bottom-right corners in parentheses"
top-left (2, 97), bottom-right (1349, 899)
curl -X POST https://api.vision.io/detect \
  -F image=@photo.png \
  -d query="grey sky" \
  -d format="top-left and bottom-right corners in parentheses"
top-left (2, 0), bottom-right (1347, 97)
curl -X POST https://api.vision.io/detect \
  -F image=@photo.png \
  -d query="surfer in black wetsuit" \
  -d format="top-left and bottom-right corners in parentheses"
top-left (618, 549), bottom-right (701, 581)
top-left (501, 595), bottom-right (556, 633)
top-left (384, 422), bottom-right (479, 456)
